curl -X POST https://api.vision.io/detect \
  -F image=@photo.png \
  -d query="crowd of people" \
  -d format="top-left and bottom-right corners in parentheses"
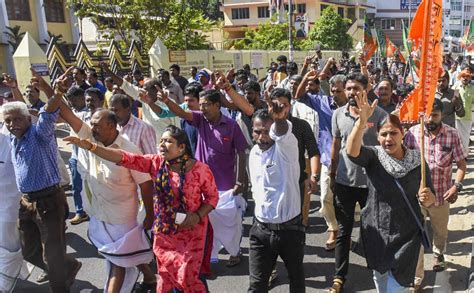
top-left (0, 48), bottom-right (471, 293)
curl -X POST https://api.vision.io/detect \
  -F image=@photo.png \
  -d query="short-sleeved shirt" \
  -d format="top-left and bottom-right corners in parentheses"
top-left (331, 105), bottom-right (387, 187)
top-left (404, 123), bottom-right (467, 206)
top-left (249, 121), bottom-right (301, 223)
top-left (377, 99), bottom-right (397, 114)
top-left (76, 123), bottom-right (152, 224)
top-left (436, 88), bottom-right (464, 127)
top-left (190, 111), bottom-right (249, 191)
top-left (11, 108), bottom-right (61, 193)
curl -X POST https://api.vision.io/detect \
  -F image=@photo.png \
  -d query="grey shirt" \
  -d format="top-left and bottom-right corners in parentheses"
top-left (435, 88), bottom-right (465, 128)
top-left (332, 104), bottom-right (387, 188)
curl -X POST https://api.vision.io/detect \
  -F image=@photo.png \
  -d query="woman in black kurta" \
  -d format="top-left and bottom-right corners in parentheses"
top-left (345, 92), bottom-right (435, 292)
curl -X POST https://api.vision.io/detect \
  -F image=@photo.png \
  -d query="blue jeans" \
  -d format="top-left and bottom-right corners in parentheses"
top-left (68, 158), bottom-right (85, 215)
top-left (373, 271), bottom-right (409, 293)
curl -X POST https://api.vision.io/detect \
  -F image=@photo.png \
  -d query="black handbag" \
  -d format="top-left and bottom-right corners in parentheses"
top-left (394, 179), bottom-right (431, 250)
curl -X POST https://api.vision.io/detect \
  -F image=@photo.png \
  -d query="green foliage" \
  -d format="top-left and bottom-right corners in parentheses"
top-left (234, 22), bottom-right (303, 50)
top-left (4, 25), bottom-right (26, 51)
top-left (302, 7), bottom-right (353, 50)
top-left (66, 0), bottom-right (215, 51)
top-left (45, 31), bottom-right (66, 45)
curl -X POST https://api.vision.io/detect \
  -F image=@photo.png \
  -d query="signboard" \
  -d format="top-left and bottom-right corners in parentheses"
top-left (30, 63), bottom-right (49, 76)
top-left (250, 52), bottom-right (264, 69)
top-left (295, 14), bottom-right (309, 39)
top-left (169, 51), bottom-right (186, 63)
top-left (400, 0), bottom-right (422, 10)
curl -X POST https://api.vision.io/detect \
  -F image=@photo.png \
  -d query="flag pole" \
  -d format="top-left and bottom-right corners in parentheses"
top-left (420, 114), bottom-right (426, 188)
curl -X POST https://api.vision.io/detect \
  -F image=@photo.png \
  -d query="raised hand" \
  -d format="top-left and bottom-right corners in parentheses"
top-left (304, 69), bottom-right (319, 81)
top-left (30, 67), bottom-right (53, 96)
top-left (2, 73), bottom-right (17, 88)
top-left (214, 71), bottom-right (230, 90)
top-left (155, 85), bottom-right (170, 104)
top-left (353, 90), bottom-right (378, 123)
top-left (138, 88), bottom-right (154, 104)
top-left (63, 136), bottom-right (93, 150)
top-left (264, 92), bottom-right (288, 121)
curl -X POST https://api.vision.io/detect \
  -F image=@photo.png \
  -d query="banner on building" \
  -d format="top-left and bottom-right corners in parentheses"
top-left (295, 13), bottom-right (309, 38)
top-left (400, 0), bottom-right (422, 10)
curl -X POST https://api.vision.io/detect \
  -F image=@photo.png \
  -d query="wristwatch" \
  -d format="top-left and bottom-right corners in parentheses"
top-left (454, 182), bottom-right (463, 192)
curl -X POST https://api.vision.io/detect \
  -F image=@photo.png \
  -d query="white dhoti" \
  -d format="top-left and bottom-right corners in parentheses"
top-left (209, 190), bottom-right (246, 259)
top-left (0, 222), bottom-right (29, 292)
top-left (88, 216), bottom-right (154, 293)
top-left (455, 119), bottom-right (472, 154)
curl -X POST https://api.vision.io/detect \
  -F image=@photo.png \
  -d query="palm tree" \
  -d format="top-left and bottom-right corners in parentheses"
top-left (45, 31), bottom-right (66, 45)
top-left (4, 25), bottom-right (26, 51)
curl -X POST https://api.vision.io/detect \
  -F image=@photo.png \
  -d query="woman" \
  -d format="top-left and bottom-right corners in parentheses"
top-left (345, 93), bottom-right (435, 292)
top-left (65, 125), bottom-right (218, 293)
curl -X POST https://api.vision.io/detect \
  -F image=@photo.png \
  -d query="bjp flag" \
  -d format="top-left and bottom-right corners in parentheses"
top-left (363, 16), bottom-right (377, 62)
top-left (385, 35), bottom-right (398, 58)
top-left (399, 0), bottom-right (443, 123)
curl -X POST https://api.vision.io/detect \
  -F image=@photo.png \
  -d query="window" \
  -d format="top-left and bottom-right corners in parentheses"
top-left (284, 4), bottom-right (296, 12)
top-left (321, 4), bottom-right (329, 14)
top-left (337, 7), bottom-right (344, 18)
top-left (258, 6), bottom-right (270, 18)
top-left (451, 1), bottom-right (462, 11)
top-left (5, 0), bottom-right (31, 21)
top-left (449, 16), bottom-right (461, 25)
top-left (297, 4), bottom-right (306, 13)
top-left (450, 30), bottom-right (461, 37)
top-left (44, 0), bottom-right (65, 23)
top-left (465, 5), bottom-right (472, 12)
top-left (359, 8), bottom-right (366, 19)
top-left (464, 19), bottom-right (472, 26)
top-left (231, 8), bottom-right (249, 20)
top-left (381, 19), bottom-right (396, 30)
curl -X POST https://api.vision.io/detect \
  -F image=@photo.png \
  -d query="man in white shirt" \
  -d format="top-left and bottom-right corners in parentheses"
top-left (247, 90), bottom-right (305, 293)
top-left (58, 103), bottom-right (155, 293)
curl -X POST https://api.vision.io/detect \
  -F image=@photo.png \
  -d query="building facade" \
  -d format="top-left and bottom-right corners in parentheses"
top-left (0, 0), bottom-right (80, 73)
top-left (221, 0), bottom-right (373, 44)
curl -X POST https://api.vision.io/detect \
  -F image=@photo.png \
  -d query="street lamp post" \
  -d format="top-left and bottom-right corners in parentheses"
top-left (289, 0), bottom-right (294, 61)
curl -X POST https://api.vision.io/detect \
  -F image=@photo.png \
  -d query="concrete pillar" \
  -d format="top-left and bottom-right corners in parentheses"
top-left (35, 0), bottom-right (50, 44)
top-left (69, 8), bottom-right (80, 43)
top-left (0, 0), bottom-right (15, 74)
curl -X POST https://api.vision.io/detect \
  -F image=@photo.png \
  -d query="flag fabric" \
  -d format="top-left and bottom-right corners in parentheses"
top-left (460, 18), bottom-right (474, 51)
top-left (385, 35), bottom-right (397, 58)
top-left (399, 0), bottom-right (443, 123)
top-left (401, 19), bottom-right (412, 54)
top-left (376, 29), bottom-right (386, 58)
top-left (363, 16), bottom-right (377, 62)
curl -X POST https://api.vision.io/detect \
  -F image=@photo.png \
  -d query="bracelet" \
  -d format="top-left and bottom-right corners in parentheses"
top-left (224, 85), bottom-right (232, 92)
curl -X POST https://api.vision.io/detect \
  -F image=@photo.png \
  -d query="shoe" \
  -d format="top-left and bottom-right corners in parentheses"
top-left (134, 281), bottom-right (157, 293)
top-left (328, 277), bottom-right (344, 293)
top-left (226, 254), bottom-right (241, 267)
top-left (36, 271), bottom-right (49, 283)
top-left (66, 260), bottom-right (82, 288)
top-left (268, 267), bottom-right (278, 287)
top-left (70, 213), bottom-right (89, 225)
top-left (432, 254), bottom-right (446, 272)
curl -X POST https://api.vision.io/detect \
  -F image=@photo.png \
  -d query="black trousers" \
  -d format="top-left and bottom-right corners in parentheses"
top-left (248, 221), bottom-right (306, 293)
top-left (333, 183), bottom-right (368, 281)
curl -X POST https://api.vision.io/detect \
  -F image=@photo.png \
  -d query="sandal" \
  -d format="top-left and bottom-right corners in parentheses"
top-left (325, 241), bottom-right (336, 251)
top-left (226, 254), bottom-right (241, 267)
top-left (432, 254), bottom-right (446, 272)
top-left (328, 278), bottom-right (344, 293)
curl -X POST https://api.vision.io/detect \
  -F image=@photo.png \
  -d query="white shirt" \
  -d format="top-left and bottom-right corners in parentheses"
top-left (249, 121), bottom-right (300, 224)
top-left (292, 100), bottom-right (320, 141)
top-left (0, 124), bottom-right (22, 222)
top-left (76, 123), bottom-right (152, 225)
top-left (119, 115), bottom-right (157, 154)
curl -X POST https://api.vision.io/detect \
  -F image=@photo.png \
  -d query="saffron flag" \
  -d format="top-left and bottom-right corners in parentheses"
top-left (399, 0), bottom-right (443, 122)
top-left (363, 16), bottom-right (377, 62)
top-left (385, 35), bottom-right (398, 58)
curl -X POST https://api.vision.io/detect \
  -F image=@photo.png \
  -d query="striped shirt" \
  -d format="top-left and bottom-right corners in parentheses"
top-left (404, 123), bottom-right (467, 206)
top-left (118, 114), bottom-right (157, 154)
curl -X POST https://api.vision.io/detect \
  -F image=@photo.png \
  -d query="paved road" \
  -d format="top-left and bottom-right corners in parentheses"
top-left (14, 131), bottom-right (473, 293)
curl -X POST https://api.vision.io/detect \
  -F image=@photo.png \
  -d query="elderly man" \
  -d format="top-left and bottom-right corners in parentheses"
top-left (59, 100), bottom-right (155, 292)
top-left (453, 68), bottom-right (474, 153)
top-left (2, 70), bottom-right (81, 292)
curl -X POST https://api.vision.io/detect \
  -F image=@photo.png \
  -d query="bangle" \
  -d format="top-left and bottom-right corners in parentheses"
top-left (88, 142), bottom-right (97, 152)
top-left (224, 85), bottom-right (232, 92)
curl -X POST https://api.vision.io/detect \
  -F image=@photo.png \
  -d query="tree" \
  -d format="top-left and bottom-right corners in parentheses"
top-left (4, 25), bottom-right (26, 52)
top-left (233, 22), bottom-right (303, 50)
top-left (303, 7), bottom-right (353, 50)
top-left (45, 31), bottom-right (66, 45)
top-left (66, 0), bottom-right (214, 51)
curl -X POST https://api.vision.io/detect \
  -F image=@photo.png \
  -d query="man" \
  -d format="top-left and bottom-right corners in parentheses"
top-left (103, 76), bottom-right (114, 107)
top-left (295, 73), bottom-right (349, 251)
top-left (436, 70), bottom-right (465, 127)
top-left (198, 69), bottom-right (213, 90)
top-left (453, 68), bottom-right (474, 153)
top-left (248, 104), bottom-right (305, 293)
top-left (2, 70), bottom-right (81, 292)
top-left (169, 64), bottom-right (189, 91)
top-left (189, 66), bottom-right (198, 83)
top-left (296, 22), bottom-right (306, 38)
top-left (243, 64), bottom-right (258, 82)
top-left (376, 77), bottom-right (398, 113)
top-left (109, 94), bottom-right (156, 155)
top-left (72, 67), bottom-right (91, 91)
top-left (86, 70), bottom-right (107, 94)
top-left (0, 113), bottom-right (29, 292)
top-left (405, 99), bottom-right (467, 290)
top-left (276, 55), bottom-right (288, 67)
top-left (2, 73), bottom-right (45, 111)
top-left (329, 72), bottom-right (386, 291)
top-left (85, 87), bottom-right (105, 113)
top-left (278, 62), bottom-right (298, 90)
top-left (59, 103), bottom-right (155, 292)
top-left (64, 86), bottom-right (90, 225)
top-left (159, 88), bottom-right (249, 266)
top-left (158, 70), bottom-right (184, 104)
